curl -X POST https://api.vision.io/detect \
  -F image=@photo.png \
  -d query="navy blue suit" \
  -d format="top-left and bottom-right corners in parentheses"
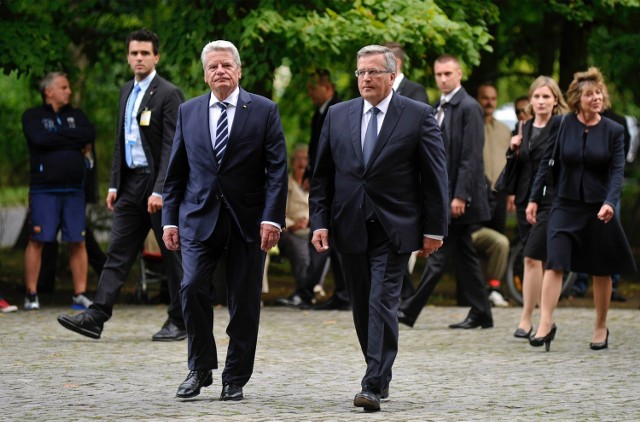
top-left (163, 88), bottom-right (288, 386)
top-left (310, 92), bottom-right (448, 393)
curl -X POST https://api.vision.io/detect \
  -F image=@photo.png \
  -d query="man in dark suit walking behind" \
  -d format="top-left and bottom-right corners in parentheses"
top-left (384, 42), bottom-right (429, 104)
top-left (278, 70), bottom-right (350, 310)
top-left (58, 29), bottom-right (186, 341)
top-left (310, 45), bottom-right (448, 412)
top-left (397, 55), bottom-right (494, 330)
top-left (162, 40), bottom-right (288, 401)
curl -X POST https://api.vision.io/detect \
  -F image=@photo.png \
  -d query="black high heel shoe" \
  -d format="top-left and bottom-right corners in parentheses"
top-left (590, 329), bottom-right (609, 350)
top-left (529, 324), bottom-right (557, 352)
top-left (513, 326), bottom-right (533, 339)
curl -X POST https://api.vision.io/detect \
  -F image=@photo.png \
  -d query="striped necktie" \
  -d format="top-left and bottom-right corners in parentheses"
top-left (214, 102), bottom-right (230, 164)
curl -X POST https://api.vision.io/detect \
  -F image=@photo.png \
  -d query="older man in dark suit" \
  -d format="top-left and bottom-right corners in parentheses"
top-left (398, 54), bottom-right (493, 330)
top-left (162, 40), bottom-right (287, 402)
top-left (57, 29), bottom-right (185, 341)
top-left (310, 45), bottom-right (448, 412)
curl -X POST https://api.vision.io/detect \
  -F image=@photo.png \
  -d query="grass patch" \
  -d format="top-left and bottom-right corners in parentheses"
top-left (0, 186), bottom-right (28, 207)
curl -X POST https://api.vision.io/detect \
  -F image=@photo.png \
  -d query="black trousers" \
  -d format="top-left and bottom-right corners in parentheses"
top-left (399, 223), bottom-right (492, 322)
top-left (88, 170), bottom-right (183, 325)
top-left (180, 208), bottom-right (264, 387)
top-left (340, 220), bottom-right (408, 394)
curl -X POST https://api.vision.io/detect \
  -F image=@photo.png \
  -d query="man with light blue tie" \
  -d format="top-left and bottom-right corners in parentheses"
top-left (57, 29), bottom-right (186, 342)
top-left (310, 45), bottom-right (448, 411)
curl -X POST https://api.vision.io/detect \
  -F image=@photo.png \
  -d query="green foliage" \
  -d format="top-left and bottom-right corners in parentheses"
top-left (3, 0), bottom-right (640, 190)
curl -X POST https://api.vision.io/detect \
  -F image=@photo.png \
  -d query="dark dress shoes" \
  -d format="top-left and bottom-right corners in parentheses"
top-left (353, 387), bottom-right (381, 412)
top-left (220, 383), bottom-right (243, 401)
top-left (152, 319), bottom-right (187, 342)
top-left (312, 295), bottom-right (350, 310)
top-left (397, 310), bottom-right (416, 328)
top-left (176, 370), bottom-right (213, 398)
top-left (57, 312), bottom-right (103, 339)
top-left (276, 295), bottom-right (311, 310)
top-left (449, 314), bottom-right (493, 329)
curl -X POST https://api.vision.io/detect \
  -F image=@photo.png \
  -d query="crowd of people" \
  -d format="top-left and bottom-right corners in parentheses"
top-left (4, 29), bottom-right (636, 412)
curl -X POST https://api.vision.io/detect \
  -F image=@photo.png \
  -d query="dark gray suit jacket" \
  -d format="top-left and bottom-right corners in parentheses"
top-left (396, 77), bottom-right (429, 104)
top-left (310, 93), bottom-right (448, 254)
top-left (439, 86), bottom-right (491, 225)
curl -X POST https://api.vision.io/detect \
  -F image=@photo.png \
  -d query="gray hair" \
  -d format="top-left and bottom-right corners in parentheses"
top-left (201, 40), bottom-right (242, 69)
top-left (356, 45), bottom-right (396, 73)
top-left (39, 72), bottom-right (67, 100)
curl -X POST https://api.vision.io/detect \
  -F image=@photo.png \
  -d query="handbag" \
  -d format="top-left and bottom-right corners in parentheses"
top-left (545, 114), bottom-right (567, 188)
top-left (494, 149), bottom-right (519, 194)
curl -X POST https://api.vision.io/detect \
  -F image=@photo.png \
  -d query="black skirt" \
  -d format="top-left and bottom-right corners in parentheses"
top-left (516, 203), bottom-right (551, 262)
top-left (545, 198), bottom-right (637, 275)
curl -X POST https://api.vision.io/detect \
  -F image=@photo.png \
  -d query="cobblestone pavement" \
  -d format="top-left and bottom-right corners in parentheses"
top-left (2, 305), bottom-right (639, 421)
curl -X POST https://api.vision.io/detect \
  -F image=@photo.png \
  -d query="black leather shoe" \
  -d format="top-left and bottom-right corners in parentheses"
top-left (380, 387), bottom-right (389, 401)
top-left (57, 312), bottom-right (103, 339)
top-left (449, 315), bottom-right (493, 329)
top-left (354, 387), bottom-right (380, 412)
top-left (313, 295), bottom-right (350, 310)
top-left (152, 319), bottom-right (187, 342)
top-left (220, 383), bottom-right (243, 401)
top-left (176, 370), bottom-right (213, 398)
top-left (513, 326), bottom-right (533, 339)
top-left (397, 310), bottom-right (416, 328)
top-left (276, 295), bottom-right (311, 309)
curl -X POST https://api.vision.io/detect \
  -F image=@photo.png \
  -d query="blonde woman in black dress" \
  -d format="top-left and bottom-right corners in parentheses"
top-left (511, 76), bottom-right (568, 339)
top-left (526, 68), bottom-right (636, 351)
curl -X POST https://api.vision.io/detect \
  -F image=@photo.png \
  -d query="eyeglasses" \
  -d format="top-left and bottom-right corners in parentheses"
top-left (515, 108), bottom-right (527, 115)
top-left (354, 69), bottom-right (392, 78)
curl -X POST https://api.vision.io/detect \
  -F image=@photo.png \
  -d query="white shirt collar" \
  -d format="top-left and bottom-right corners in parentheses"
top-left (363, 90), bottom-right (393, 115)
top-left (440, 85), bottom-right (462, 104)
top-left (209, 86), bottom-right (240, 107)
top-left (136, 70), bottom-right (156, 92)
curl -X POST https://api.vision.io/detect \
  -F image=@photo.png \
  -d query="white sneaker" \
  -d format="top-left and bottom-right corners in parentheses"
top-left (71, 293), bottom-right (93, 310)
top-left (24, 294), bottom-right (40, 310)
top-left (488, 290), bottom-right (509, 307)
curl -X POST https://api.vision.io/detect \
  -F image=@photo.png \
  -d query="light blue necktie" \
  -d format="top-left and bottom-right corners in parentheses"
top-left (362, 107), bottom-right (379, 166)
top-left (214, 102), bottom-right (230, 165)
top-left (124, 84), bottom-right (141, 167)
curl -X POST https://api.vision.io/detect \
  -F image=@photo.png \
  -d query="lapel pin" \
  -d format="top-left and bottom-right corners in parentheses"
top-left (243, 105), bottom-right (247, 109)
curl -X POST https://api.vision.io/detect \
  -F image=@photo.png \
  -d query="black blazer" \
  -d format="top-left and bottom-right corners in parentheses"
top-left (310, 93), bottom-right (448, 254)
top-left (396, 77), bottom-right (429, 104)
top-left (439, 87), bottom-right (491, 225)
top-left (110, 74), bottom-right (185, 194)
top-left (307, 94), bottom-right (341, 179)
top-left (512, 117), bottom-right (560, 207)
top-left (530, 113), bottom-right (625, 207)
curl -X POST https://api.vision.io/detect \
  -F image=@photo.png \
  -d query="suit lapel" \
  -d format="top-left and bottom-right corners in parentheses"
top-left (349, 101), bottom-right (365, 167)
top-left (224, 88), bottom-right (252, 165)
top-left (196, 94), bottom-right (217, 166)
top-left (367, 93), bottom-right (402, 170)
top-left (137, 75), bottom-right (158, 118)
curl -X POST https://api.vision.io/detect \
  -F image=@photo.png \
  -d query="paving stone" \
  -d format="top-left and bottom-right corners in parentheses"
top-left (1, 305), bottom-right (639, 421)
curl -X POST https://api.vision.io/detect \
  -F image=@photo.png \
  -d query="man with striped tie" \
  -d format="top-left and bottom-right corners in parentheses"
top-left (162, 40), bottom-right (288, 402)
